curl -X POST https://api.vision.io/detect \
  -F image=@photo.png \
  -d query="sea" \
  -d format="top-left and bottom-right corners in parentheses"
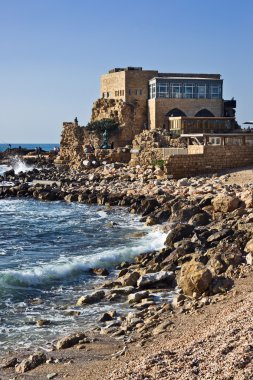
top-left (0, 161), bottom-right (166, 354)
top-left (0, 143), bottom-right (59, 153)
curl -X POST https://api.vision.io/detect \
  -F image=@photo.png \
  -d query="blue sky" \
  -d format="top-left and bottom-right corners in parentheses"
top-left (0, 0), bottom-right (252, 143)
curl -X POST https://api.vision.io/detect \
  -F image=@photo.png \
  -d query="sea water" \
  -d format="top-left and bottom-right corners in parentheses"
top-left (0, 165), bottom-right (166, 353)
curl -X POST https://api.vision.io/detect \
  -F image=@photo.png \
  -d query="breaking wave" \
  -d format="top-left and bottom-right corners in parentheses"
top-left (0, 230), bottom-right (166, 288)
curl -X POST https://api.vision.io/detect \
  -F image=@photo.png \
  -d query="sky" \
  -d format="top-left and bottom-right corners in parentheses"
top-left (0, 0), bottom-right (252, 143)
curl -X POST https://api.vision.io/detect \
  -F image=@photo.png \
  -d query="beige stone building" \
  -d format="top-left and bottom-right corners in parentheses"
top-left (99, 67), bottom-right (236, 137)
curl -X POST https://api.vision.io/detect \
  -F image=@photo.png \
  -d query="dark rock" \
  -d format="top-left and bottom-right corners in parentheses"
top-left (89, 268), bottom-right (109, 276)
top-left (188, 212), bottom-right (210, 226)
top-left (15, 352), bottom-right (46, 373)
top-left (165, 224), bottom-right (195, 248)
top-left (56, 333), bottom-right (86, 349)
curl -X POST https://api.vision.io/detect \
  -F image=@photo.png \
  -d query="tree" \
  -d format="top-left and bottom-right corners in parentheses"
top-left (85, 118), bottom-right (119, 134)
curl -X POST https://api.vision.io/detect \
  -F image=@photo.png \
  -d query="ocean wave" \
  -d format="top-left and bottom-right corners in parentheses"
top-left (0, 230), bottom-right (166, 288)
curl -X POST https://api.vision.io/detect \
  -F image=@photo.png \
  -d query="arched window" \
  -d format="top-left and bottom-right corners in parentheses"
top-left (195, 109), bottom-right (214, 117)
top-left (166, 108), bottom-right (186, 117)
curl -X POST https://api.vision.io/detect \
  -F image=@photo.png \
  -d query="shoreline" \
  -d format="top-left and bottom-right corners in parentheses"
top-left (0, 162), bottom-right (253, 378)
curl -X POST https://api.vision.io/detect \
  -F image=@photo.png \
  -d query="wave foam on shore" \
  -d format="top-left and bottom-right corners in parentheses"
top-left (0, 230), bottom-right (166, 288)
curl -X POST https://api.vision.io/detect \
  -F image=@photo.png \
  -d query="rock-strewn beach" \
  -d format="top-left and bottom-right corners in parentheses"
top-left (0, 161), bottom-right (253, 379)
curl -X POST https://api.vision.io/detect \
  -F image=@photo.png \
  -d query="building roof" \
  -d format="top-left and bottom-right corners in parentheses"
top-left (150, 76), bottom-right (222, 82)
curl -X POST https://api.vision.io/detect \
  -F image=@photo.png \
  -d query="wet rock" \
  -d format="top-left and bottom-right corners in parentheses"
top-left (165, 224), bottom-right (194, 248)
top-left (179, 259), bottom-right (213, 297)
top-left (98, 310), bottom-right (117, 322)
top-left (89, 268), bottom-right (109, 276)
top-left (119, 271), bottom-right (140, 287)
top-left (76, 290), bottom-right (105, 306)
top-left (56, 332), bottom-right (86, 349)
top-left (15, 352), bottom-right (46, 373)
top-left (212, 194), bottom-right (240, 213)
top-left (0, 357), bottom-right (18, 369)
top-left (128, 291), bottom-right (149, 304)
top-left (137, 271), bottom-right (174, 288)
top-left (64, 193), bottom-right (78, 202)
top-left (188, 212), bottom-right (210, 226)
top-left (36, 319), bottom-right (51, 327)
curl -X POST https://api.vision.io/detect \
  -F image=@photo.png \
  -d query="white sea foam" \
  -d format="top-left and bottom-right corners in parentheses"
top-left (0, 230), bottom-right (166, 287)
top-left (11, 157), bottom-right (33, 173)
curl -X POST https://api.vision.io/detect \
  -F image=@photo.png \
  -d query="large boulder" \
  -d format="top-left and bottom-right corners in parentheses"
top-left (188, 212), bottom-right (210, 226)
top-left (165, 224), bottom-right (194, 248)
top-left (128, 290), bottom-right (149, 304)
top-left (244, 238), bottom-right (253, 253)
top-left (56, 333), bottom-right (86, 350)
top-left (240, 190), bottom-right (253, 208)
top-left (119, 271), bottom-right (140, 287)
top-left (179, 259), bottom-right (213, 297)
top-left (212, 194), bottom-right (240, 213)
top-left (76, 290), bottom-right (105, 306)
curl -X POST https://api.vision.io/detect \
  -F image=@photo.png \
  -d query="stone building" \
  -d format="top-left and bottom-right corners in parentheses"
top-left (99, 67), bottom-right (236, 137)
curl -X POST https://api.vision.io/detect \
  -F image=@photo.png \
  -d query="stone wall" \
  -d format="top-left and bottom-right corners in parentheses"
top-left (148, 98), bottom-right (224, 129)
top-left (60, 122), bottom-right (84, 168)
top-left (59, 122), bottom-right (131, 168)
top-left (164, 145), bottom-right (253, 178)
top-left (91, 97), bottom-right (148, 147)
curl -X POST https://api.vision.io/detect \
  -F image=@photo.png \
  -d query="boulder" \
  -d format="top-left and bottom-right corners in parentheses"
top-left (165, 224), bottom-right (194, 248)
top-left (212, 194), bottom-right (240, 213)
top-left (244, 238), bottom-right (253, 253)
top-left (98, 311), bottom-right (117, 322)
top-left (56, 333), bottom-right (86, 350)
top-left (240, 189), bottom-right (253, 208)
top-left (119, 271), bottom-right (140, 287)
top-left (76, 290), bottom-right (105, 306)
top-left (128, 291), bottom-right (149, 304)
top-left (89, 268), bottom-right (109, 276)
top-left (64, 193), bottom-right (78, 202)
top-left (179, 260), bottom-right (213, 297)
top-left (15, 353), bottom-right (46, 373)
top-left (188, 212), bottom-right (210, 226)
top-left (207, 229), bottom-right (233, 243)
top-left (246, 253), bottom-right (253, 265)
top-left (137, 271), bottom-right (174, 288)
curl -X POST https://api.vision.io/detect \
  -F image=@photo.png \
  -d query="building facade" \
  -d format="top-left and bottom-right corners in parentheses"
top-left (100, 67), bottom-right (236, 136)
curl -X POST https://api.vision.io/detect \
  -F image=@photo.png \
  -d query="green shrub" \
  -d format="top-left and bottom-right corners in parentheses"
top-left (152, 159), bottom-right (165, 169)
top-left (85, 118), bottom-right (119, 134)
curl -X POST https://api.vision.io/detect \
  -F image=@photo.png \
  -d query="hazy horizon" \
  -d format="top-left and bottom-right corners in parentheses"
top-left (1, 0), bottom-right (253, 143)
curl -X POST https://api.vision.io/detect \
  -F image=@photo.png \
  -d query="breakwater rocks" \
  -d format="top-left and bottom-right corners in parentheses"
top-left (0, 163), bottom-right (253, 375)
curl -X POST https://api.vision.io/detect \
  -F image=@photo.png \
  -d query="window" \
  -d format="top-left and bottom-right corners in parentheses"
top-left (135, 89), bottom-right (138, 95)
top-left (149, 83), bottom-right (156, 98)
top-left (107, 92), bottom-right (110, 98)
top-left (139, 89), bottom-right (142, 95)
top-left (197, 85), bottom-right (206, 99)
top-left (171, 83), bottom-right (182, 98)
top-left (157, 83), bottom-right (169, 98)
top-left (129, 89), bottom-right (131, 95)
top-left (211, 85), bottom-right (221, 99)
top-left (183, 84), bottom-right (194, 98)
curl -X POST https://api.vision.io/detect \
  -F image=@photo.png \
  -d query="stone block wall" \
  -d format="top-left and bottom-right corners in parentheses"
top-left (148, 98), bottom-right (223, 129)
top-left (164, 145), bottom-right (253, 178)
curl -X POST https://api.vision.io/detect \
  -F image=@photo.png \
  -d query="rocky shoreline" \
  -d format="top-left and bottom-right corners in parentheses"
top-left (0, 162), bottom-right (253, 378)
